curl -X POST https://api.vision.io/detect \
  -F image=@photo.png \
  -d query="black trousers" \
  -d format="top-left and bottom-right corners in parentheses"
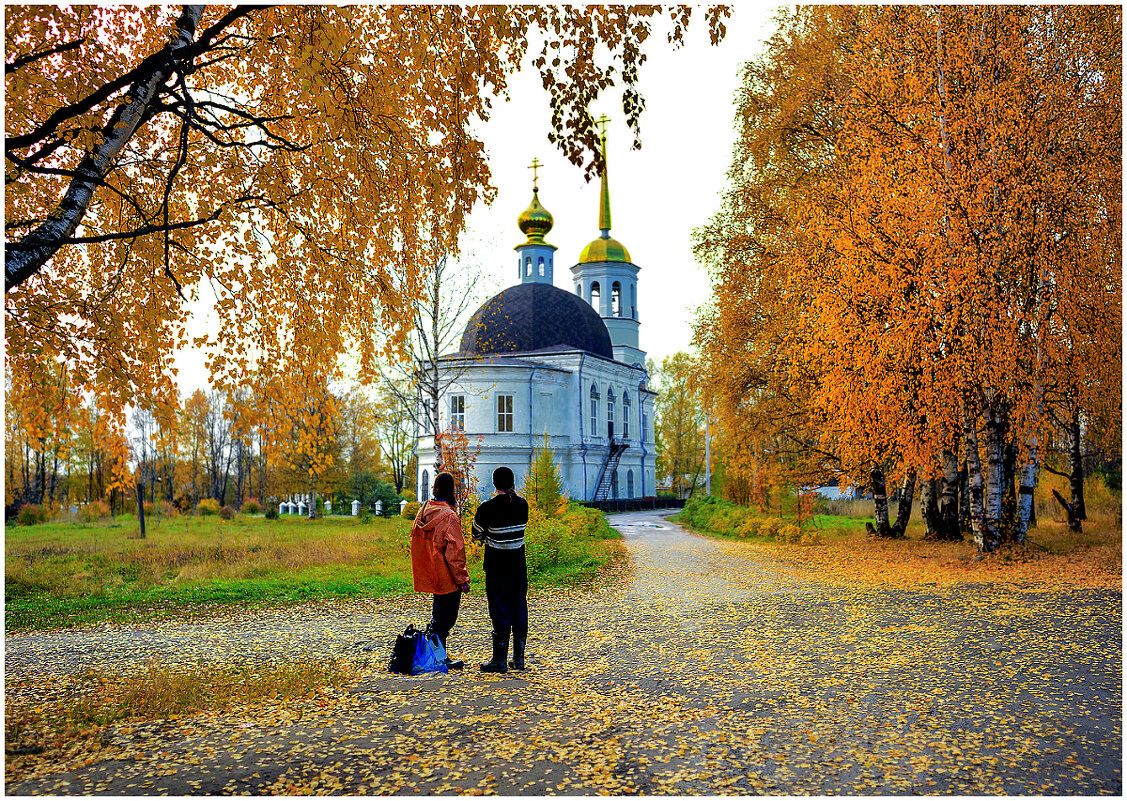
top-left (430, 589), bottom-right (462, 647)
top-left (484, 547), bottom-right (528, 639)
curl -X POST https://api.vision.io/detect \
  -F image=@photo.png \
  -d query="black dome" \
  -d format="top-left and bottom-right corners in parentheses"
top-left (459, 283), bottom-right (614, 359)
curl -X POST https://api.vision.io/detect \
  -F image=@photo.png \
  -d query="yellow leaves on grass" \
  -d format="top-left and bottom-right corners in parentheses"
top-left (731, 529), bottom-right (1121, 591)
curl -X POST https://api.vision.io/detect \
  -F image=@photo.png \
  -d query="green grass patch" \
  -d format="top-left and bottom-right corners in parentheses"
top-left (674, 494), bottom-right (869, 544)
top-left (6, 504), bottom-right (622, 631)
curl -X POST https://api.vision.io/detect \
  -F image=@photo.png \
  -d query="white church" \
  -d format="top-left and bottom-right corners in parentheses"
top-left (416, 137), bottom-right (658, 504)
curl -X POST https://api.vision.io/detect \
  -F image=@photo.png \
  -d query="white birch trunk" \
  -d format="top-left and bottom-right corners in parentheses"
top-left (983, 398), bottom-right (1007, 550)
top-left (5, 6), bottom-right (204, 291)
top-left (962, 394), bottom-right (987, 551)
top-left (870, 466), bottom-right (891, 536)
top-left (938, 447), bottom-right (960, 539)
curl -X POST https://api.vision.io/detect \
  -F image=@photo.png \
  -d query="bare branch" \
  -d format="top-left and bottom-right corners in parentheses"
top-left (5, 37), bottom-right (85, 74)
top-left (6, 6), bottom-right (261, 153)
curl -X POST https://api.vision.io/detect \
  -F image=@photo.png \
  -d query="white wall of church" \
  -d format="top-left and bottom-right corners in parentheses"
top-left (415, 351), bottom-right (657, 503)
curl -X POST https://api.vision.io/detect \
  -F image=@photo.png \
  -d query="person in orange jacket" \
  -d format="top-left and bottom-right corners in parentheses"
top-left (410, 472), bottom-right (470, 670)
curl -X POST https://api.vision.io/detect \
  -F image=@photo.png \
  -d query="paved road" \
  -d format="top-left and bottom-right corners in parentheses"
top-left (6, 510), bottom-right (1122, 794)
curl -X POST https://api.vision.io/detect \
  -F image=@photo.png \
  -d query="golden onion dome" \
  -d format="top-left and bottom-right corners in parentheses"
top-left (579, 235), bottom-right (632, 264)
top-left (517, 190), bottom-right (554, 244)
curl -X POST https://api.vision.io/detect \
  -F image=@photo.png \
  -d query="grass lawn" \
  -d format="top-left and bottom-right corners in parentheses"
top-left (5, 509), bottom-right (622, 631)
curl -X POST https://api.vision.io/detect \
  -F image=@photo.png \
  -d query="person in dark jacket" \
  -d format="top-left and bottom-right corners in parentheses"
top-left (472, 466), bottom-right (529, 672)
top-left (410, 471), bottom-right (470, 670)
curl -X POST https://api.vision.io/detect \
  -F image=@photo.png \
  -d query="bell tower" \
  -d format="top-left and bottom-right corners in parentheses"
top-left (570, 116), bottom-right (644, 366)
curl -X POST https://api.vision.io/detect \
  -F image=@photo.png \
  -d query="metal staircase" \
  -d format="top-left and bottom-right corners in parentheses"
top-left (592, 438), bottom-right (628, 501)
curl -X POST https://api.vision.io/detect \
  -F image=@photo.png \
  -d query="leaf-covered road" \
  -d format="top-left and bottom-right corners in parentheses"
top-left (6, 511), bottom-right (1122, 794)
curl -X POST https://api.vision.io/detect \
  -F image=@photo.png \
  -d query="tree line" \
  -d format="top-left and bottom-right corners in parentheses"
top-left (5, 5), bottom-right (725, 519)
top-left (5, 372), bottom-right (416, 518)
top-left (692, 6), bottom-right (1120, 549)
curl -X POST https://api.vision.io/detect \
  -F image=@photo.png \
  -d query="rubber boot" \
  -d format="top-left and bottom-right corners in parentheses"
top-left (508, 634), bottom-right (526, 671)
top-left (437, 632), bottom-right (463, 671)
top-left (479, 632), bottom-right (509, 673)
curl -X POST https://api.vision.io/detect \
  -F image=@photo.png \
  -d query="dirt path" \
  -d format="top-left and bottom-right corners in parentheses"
top-left (5, 511), bottom-right (1122, 795)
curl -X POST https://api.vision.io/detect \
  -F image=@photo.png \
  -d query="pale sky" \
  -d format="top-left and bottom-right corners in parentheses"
top-left (456, 4), bottom-right (779, 369)
top-left (175, 5), bottom-right (780, 393)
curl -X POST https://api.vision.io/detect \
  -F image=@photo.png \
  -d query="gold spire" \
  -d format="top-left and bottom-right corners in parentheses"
top-left (578, 115), bottom-right (631, 264)
top-left (596, 114), bottom-right (611, 235)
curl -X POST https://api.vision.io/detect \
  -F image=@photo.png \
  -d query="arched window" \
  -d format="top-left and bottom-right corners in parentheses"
top-left (612, 282), bottom-right (622, 317)
top-left (590, 281), bottom-right (601, 312)
top-left (627, 469), bottom-right (635, 498)
top-left (590, 384), bottom-right (599, 435)
top-left (611, 467), bottom-right (619, 499)
top-left (631, 284), bottom-right (637, 319)
top-left (623, 393), bottom-right (631, 439)
top-left (518, 258), bottom-right (522, 279)
top-left (421, 470), bottom-right (430, 502)
top-left (538, 257), bottom-right (545, 276)
top-left (607, 389), bottom-right (616, 439)
top-left (575, 283), bottom-right (582, 296)
top-left (525, 257), bottom-right (532, 277)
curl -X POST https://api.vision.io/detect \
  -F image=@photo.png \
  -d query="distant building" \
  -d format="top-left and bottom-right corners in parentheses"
top-left (809, 483), bottom-right (864, 501)
top-left (416, 132), bottom-right (657, 502)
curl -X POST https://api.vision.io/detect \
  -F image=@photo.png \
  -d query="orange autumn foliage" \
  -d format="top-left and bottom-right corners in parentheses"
top-left (695, 7), bottom-right (1120, 547)
top-left (6, 5), bottom-right (727, 462)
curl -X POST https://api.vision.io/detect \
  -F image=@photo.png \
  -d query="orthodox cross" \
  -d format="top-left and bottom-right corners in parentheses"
top-left (594, 113), bottom-right (610, 148)
top-left (528, 157), bottom-right (542, 191)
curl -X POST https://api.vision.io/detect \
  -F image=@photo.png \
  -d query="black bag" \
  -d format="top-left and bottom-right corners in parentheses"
top-left (389, 624), bottom-right (420, 674)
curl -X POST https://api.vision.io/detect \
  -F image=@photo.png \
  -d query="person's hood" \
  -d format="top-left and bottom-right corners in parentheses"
top-left (417, 500), bottom-right (456, 532)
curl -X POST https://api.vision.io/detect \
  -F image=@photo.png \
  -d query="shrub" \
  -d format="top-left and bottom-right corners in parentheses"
top-left (401, 501), bottom-right (422, 520)
top-left (16, 504), bottom-right (47, 526)
top-left (78, 500), bottom-right (111, 523)
top-left (241, 499), bottom-right (261, 515)
top-left (400, 489), bottom-right (417, 503)
top-left (1083, 473), bottom-right (1120, 519)
top-left (563, 503), bottom-right (616, 539)
top-left (141, 500), bottom-right (177, 518)
top-left (359, 512), bottom-right (373, 524)
top-left (757, 517), bottom-right (781, 540)
top-left (736, 516), bottom-right (760, 539)
top-left (680, 494), bottom-right (725, 530)
top-left (264, 508), bottom-right (279, 520)
top-left (219, 505), bottom-right (235, 520)
top-left (799, 529), bottom-right (824, 546)
top-left (197, 498), bottom-right (221, 516)
top-left (525, 513), bottom-right (570, 572)
top-left (776, 524), bottom-right (802, 544)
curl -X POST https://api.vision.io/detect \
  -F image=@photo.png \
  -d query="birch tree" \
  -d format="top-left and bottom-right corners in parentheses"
top-left (696, 6), bottom-right (1120, 550)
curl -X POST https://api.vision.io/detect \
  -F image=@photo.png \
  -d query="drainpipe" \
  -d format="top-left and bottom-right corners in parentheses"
top-left (578, 353), bottom-right (588, 500)
top-left (528, 365), bottom-right (539, 469)
top-left (639, 379), bottom-right (649, 498)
